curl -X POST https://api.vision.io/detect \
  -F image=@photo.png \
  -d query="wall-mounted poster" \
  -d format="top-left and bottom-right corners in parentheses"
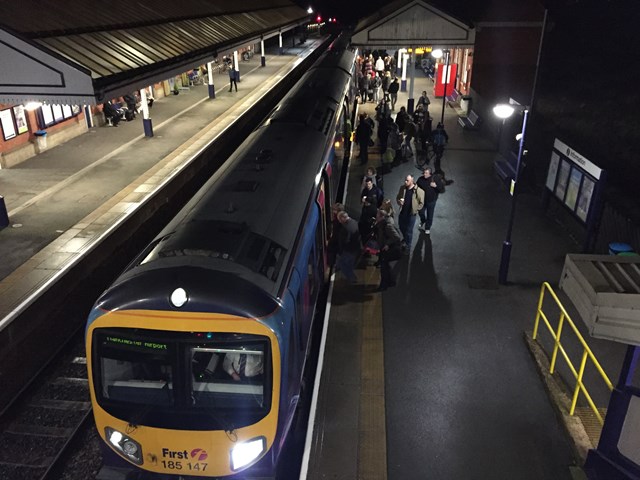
top-left (52, 104), bottom-right (64, 122)
top-left (546, 152), bottom-right (560, 191)
top-left (71, 105), bottom-right (81, 115)
top-left (12, 105), bottom-right (28, 134)
top-left (564, 168), bottom-right (583, 211)
top-left (0, 109), bottom-right (17, 140)
top-left (576, 177), bottom-right (595, 222)
top-left (41, 104), bottom-right (54, 126)
top-left (62, 105), bottom-right (73, 119)
top-left (555, 159), bottom-right (571, 201)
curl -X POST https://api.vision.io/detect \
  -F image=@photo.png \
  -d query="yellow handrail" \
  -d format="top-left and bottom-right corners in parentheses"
top-left (533, 282), bottom-right (613, 425)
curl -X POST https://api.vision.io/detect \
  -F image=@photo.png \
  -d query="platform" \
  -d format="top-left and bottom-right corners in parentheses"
top-left (304, 74), bottom-right (628, 479)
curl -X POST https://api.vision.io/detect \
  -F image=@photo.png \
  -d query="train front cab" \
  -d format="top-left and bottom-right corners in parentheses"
top-left (87, 310), bottom-right (282, 478)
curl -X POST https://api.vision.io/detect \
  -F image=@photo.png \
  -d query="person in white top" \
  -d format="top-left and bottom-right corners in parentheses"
top-left (375, 55), bottom-right (385, 76)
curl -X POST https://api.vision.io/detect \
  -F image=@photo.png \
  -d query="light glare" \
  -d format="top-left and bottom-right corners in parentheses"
top-left (431, 49), bottom-right (443, 59)
top-left (170, 288), bottom-right (188, 308)
top-left (231, 438), bottom-right (265, 470)
top-left (109, 430), bottom-right (123, 446)
top-left (24, 101), bottom-right (42, 111)
top-left (493, 104), bottom-right (515, 119)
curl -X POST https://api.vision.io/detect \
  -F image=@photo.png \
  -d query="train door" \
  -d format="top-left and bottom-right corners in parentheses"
top-left (331, 100), bottom-right (349, 201)
top-left (316, 175), bottom-right (330, 283)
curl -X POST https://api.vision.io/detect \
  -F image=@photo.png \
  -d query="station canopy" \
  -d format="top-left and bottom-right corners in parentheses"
top-left (0, 0), bottom-right (309, 105)
top-left (351, 0), bottom-right (475, 50)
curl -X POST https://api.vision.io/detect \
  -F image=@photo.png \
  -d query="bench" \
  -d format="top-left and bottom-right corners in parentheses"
top-left (458, 109), bottom-right (481, 130)
top-left (446, 88), bottom-right (461, 107)
top-left (494, 151), bottom-right (518, 184)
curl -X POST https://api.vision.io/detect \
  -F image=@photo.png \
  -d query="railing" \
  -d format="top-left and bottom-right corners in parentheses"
top-left (532, 282), bottom-right (613, 425)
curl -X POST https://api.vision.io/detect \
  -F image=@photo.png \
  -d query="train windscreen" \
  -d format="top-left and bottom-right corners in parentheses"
top-left (93, 329), bottom-right (271, 429)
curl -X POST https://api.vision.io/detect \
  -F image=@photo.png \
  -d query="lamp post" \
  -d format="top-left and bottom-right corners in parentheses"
top-left (493, 104), bottom-right (529, 285)
top-left (431, 48), bottom-right (450, 125)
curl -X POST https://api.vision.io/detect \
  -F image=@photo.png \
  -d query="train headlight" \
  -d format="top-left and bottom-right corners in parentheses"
top-left (230, 436), bottom-right (266, 471)
top-left (105, 427), bottom-right (143, 465)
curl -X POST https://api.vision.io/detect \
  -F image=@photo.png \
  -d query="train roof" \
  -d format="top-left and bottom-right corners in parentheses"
top-left (100, 44), bottom-right (357, 312)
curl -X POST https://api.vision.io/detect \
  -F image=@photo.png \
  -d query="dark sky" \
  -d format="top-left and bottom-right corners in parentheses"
top-left (292, 0), bottom-right (388, 24)
top-left (292, 0), bottom-right (486, 26)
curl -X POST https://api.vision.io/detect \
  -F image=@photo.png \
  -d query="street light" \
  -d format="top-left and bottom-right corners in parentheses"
top-left (432, 48), bottom-right (450, 125)
top-left (493, 103), bottom-right (529, 285)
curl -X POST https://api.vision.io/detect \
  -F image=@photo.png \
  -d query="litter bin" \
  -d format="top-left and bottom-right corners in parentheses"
top-left (34, 130), bottom-right (47, 152)
top-left (608, 242), bottom-right (635, 255)
top-left (460, 95), bottom-right (472, 114)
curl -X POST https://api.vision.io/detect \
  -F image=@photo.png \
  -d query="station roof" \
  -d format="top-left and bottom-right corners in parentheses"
top-left (0, 0), bottom-right (309, 105)
top-left (351, 0), bottom-right (475, 50)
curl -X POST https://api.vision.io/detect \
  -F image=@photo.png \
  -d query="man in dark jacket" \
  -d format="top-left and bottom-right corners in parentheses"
top-left (228, 66), bottom-right (238, 92)
top-left (336, 211), bottom-right (362, 284)
top-left (103, 101), bottom-right (121, 126)
top-left (416, 167), bottom-right (444, 235)
top-left (431, 122), bottom-right (449, 173)
top-left (374, 209), bottom-right (403, 291)
top-left (387, 77), bottom-right (400, 110)
top-left (355, 113), bottom-right (373, 165)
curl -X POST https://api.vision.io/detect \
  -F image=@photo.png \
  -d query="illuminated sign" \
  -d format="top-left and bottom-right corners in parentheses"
top-left (105, 336), bottom-right (168, 351)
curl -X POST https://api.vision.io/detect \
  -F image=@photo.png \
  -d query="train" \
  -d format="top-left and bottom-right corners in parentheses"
top-left (85, 34), bottom-right (358, 479)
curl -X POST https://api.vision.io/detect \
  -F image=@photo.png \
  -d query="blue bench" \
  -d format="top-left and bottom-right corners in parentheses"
top-left (458, 109), bottom-right (481, 130)
top-left (494, 151), bottom-right (518, 184)
top-left (446, 88), bottom-right (461, 107)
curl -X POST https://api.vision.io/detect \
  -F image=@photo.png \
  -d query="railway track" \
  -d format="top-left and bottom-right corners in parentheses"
top-left (0, 336), bottom-right (96, 480)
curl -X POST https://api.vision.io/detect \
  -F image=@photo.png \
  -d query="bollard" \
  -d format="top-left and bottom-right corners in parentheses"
top-left (0, 196), bottom-right (9, 228)
top-left (143, 118), bottom-right (154, 137)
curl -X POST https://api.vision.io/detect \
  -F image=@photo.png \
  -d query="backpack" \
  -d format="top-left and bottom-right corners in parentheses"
top-left (401, 143), bottom-right (414, 160)
top-left (375, 184), bottom-right (384, 207)
top-left (432, 130), bottom-right (446, 146)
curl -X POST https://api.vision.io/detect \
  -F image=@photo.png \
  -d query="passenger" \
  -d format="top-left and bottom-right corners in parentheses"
top-left (102, 101), bottom-right (121, 127)
top-left (228, 65), bottom-right (238, 92)
top-left (416, 167), bottom-right (445, 235)
top-left (388, 77), bottom-right (400, 110)
top-left (375, 54), bottom-right (385, 77)
top-left (223, 352), bottom-right (263, 381)
top-left (123, 93), bottom-right (138, 114)
top-left (417, 90), bottom-right (431, 112)
top-left (386, 122), bottom-right (403, 166)
top-left (396, 174), bottom-right (424, 252)
top-left (380, 199), bottom-right (395, 220)
top-left (328, 202), bottom-right (346, 265)
top-left (355, 113), bottom-right (373, 165)
top-left (431, 122), bottom-right (449, 174)
top-left (360, 167), bottom-right (378, 191)
top-left (335, 211), bottom-right (361, 284)
top-left (382, 71), bottom-right (391, 96)
top-left (374, 209), bottom-right (403, 291)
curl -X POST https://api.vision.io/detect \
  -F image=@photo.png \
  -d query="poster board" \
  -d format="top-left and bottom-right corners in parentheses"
top-left (13, 105), bottom-right (28, 134)
top-left (52, 104), bottom-right (64, 122)
top-left (545, 138), bottom-right (602, 224)
top-left (0, 109), bottom-right (17, 140)
top-left (41, 105), bottom-right (55, 126)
